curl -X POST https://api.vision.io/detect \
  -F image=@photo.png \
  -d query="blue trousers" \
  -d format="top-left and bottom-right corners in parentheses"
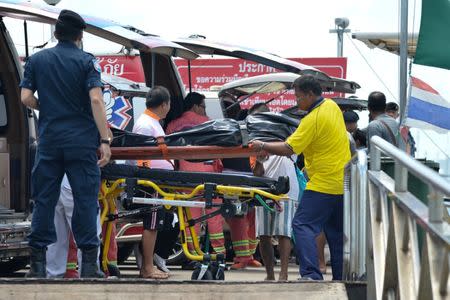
top-left (292, 190), bottom-right (343, 280)
top-left (28, 147), bottom-right (100, 250)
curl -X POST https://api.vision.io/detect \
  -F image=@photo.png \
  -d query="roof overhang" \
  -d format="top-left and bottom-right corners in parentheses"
top-left (352, 32), bottom-right (417, 57)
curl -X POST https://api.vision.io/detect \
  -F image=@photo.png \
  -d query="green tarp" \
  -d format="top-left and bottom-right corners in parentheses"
top-left (415, 0), bottom-right (450, 70)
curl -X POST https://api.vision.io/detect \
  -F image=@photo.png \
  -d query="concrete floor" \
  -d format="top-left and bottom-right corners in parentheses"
top-left (3, 258), bottom-right (333, 281)
top-left (0, 280), bottom-right (353, 300)
top-left (118, 258), bottom-right (333, 281)
top-left (0, 258), bottom-right (358, 300)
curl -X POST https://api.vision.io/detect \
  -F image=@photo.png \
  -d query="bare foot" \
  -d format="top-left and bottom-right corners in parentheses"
top-left (140, 267), bottom-right (169, 279)
top-left (278, 273), bottom-right (288, 281)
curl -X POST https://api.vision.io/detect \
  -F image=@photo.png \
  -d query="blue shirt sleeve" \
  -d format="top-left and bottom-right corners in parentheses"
top-left (85, 57), bottom-right (103, 91)
top-left (19, 57), bottom-right (36, 91)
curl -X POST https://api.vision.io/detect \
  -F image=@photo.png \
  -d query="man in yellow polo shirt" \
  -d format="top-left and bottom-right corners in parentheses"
top-left (252, 75), bottom-right (350, 280)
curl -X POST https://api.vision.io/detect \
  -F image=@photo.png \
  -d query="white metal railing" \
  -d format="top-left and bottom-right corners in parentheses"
top-left (367, 136), bottom-right (450, 300)
top-left (344, 149), bottom-right (368, 281)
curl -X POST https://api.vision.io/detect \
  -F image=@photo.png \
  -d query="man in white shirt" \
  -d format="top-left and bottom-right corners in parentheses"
top-left (132, 86), bottom-right (172, 279)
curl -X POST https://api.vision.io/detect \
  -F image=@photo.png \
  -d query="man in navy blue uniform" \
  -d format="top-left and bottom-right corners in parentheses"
top-left (20, 10), bottom-right (111, 278)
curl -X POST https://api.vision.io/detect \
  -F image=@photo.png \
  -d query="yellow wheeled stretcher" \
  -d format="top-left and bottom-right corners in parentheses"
top-left (97, 164), bottom-right (289, 280)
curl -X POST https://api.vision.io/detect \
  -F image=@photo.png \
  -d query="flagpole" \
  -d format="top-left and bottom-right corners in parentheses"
top-left (399, 0), bottom-right (408, 150)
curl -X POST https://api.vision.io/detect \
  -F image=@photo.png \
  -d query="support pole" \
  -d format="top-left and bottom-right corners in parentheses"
top-left (337, 29), bottom-right (344, 57)
top-left (23, 21), bottom-right (29, 59)
top-left (398, 0), bottom-right (408, 150)
top-left (188, 60), bottom-right (192, 93)
top-left (329, 18), bottom-right (350, 57)
top-left (151, 52), bottom-right (155, 88)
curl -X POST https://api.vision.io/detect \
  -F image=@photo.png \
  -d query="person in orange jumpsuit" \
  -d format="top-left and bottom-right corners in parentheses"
top-left (226, 209), bottom-right (261, 269)
top-left (166, 92), bottom-right (226, 256)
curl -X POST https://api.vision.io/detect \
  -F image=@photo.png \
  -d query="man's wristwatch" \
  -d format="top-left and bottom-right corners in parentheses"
top-left (100, 137), bottom-right (112, 145)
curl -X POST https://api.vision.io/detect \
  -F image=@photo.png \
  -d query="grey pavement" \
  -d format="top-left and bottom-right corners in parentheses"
top-left (0, 258), bottom-right (354, 300)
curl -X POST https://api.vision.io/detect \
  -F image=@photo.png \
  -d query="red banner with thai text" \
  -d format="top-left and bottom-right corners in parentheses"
top-left (96, 55), bottom-right (347, 111)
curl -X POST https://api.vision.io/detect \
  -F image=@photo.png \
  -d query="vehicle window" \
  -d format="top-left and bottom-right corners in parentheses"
top-left (205, 97), bottom-right (224, 120)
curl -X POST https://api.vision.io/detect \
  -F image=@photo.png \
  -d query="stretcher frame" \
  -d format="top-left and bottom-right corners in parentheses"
top-left (98, 175), bottom-right (288, 273)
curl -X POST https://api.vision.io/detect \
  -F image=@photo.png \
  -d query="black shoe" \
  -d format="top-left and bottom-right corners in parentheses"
top-left (81, 247), bottom-right (105, 278)
top-left (26, 246), bottom-right (46, 278)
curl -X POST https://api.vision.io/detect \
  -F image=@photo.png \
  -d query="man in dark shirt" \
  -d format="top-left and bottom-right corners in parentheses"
top-left (386, 102), bottom-right (416, 156)
top-left (366, 92), bottom-right (403, 149)
top-left (20, 10), bottom-right (111, 278)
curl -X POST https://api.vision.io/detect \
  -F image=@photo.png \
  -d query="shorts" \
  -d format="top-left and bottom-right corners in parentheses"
top-left (143, 207), bottom-right (166, 231)
top-left (135, 186), bottom-right (166, 231)
top-left (256, 198), bottom-right (295, 238)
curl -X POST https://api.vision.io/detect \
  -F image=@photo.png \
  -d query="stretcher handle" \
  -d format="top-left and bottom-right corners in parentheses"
top-left (136, 179), bottom-right (288, 202)
top-left (101, 178), bottom-right (288, 202)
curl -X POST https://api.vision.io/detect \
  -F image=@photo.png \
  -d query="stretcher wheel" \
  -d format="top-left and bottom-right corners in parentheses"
top-left (107, 263), bottom-right (121, 278)
top-left (215, 268), bottom-right (225, 280)
top-left (191, 267), bottom-right (213, 280)
top-left (209, 263), bottom-right (225, 281)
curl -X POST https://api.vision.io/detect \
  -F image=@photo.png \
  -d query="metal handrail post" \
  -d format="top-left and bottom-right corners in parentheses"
top-left (343, 150), bottom-right (368, 280)
top-left (394, 161), bottom-right (408, 192)
top-left (428, 188), bottom-right (444, 224)
top-left (343, 164), bottom-right (351, 278)
top-left (370, 145), bottom-right (381, 171)
top-left (350, 164), bottom-right (358, 277)
top-left (357, 151), bottom-right (368, 278)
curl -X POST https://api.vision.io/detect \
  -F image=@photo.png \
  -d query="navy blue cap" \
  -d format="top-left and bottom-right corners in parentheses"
top-left (55, 9), bottom-right (86, 35)
top-left (343, 110), bottom-right (359, 123)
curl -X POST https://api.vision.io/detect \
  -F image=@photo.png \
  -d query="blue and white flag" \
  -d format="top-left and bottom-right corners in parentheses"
top-left (405, 77), bottom-right (450, 133)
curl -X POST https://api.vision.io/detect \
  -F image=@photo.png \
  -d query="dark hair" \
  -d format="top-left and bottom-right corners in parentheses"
top-left (54, 10), bottom-right (86, 42)
top-left (386, 102), bottom-right (399, 112)
top-left (248, 102), bottom-right (269, 115)
top-left (145, 86), bottom-right (171, 109)
top-left (368, 91), bottom-right (386, 112)
top-left (292, 75), bottom-right (322, 96)
top-left (183, 92), bottom-right (205, 111)
top-left (353, 128), bottom-right (367, 147)
top-left (54, 30), bottom-right (82, 42)
top-left (343, 110), bottom-right (359, 123)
